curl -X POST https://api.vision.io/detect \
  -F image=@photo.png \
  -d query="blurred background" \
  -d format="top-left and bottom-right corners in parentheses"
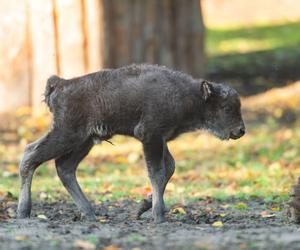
top-left (0, 0), bottom-right (300, 206)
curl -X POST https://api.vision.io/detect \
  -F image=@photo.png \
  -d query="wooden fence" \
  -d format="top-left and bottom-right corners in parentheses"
top-left (0, 0), bottom-right (103, 113)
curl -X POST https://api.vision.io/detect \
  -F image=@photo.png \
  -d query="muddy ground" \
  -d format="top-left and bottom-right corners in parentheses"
top-left (1, 198), bottom-right (300, 250)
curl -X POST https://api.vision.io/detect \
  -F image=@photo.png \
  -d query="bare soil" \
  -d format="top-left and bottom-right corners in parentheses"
top-left (1, 198), bottom-right (300, 250)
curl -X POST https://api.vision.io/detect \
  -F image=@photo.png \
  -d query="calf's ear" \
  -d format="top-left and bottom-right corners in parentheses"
top-left (201, 80), bottom-right (212, 101)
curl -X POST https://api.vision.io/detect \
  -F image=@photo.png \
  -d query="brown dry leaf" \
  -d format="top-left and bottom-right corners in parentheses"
top-left (101, 183), bottom-right (113, 193)
top-left (7, 207), bottom-right (16, 218)
top-left (131, 186), bottom-right (152, 197)
top-left (260, 211), bottom-right (276, 218)
top-left (6, 165), bottom-right (18, 174)
top-left (73, 240), bottom-right (96, 250)
top-left (0, 193), bottom-right (16, 220)
top-left (205, 207), bottom-right (213, 213)
top-left (103, 244), bottom-right (120, 250)
top-left (239, 243), bottom-right (247, 249)
top-left (15, 235), bottom-right (28, 241)
top-left (115, 156), bottom-right (128, 164)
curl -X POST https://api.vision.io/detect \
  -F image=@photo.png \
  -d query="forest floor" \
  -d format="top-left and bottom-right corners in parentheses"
top-left (1, 198), bottom-right (300, 250)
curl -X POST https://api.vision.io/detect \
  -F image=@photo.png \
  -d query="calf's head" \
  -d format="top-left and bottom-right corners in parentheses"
top-left (201, 80), bottom-right (245, 140)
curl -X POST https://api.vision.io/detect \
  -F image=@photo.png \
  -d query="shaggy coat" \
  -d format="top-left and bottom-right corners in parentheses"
top-left (18, 64), bottom-right (245, 223)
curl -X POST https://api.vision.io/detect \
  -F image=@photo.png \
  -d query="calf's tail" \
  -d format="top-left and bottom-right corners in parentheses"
top-left (44, 75), bottom-right (63, 112)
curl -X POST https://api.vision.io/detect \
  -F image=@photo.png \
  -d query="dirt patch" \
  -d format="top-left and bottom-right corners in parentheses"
top-left (1, 198), bottom-right (300, 250)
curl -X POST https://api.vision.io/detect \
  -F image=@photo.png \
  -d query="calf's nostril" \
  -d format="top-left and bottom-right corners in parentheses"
top-left (239, 128), bottom-right (245, 135)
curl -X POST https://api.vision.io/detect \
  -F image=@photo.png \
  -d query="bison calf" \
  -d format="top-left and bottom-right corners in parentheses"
top-left (17, 64), bottom-right (245, 223)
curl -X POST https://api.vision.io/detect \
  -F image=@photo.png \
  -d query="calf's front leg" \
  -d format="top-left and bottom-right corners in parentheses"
top-left (143, 137), bottom-right (173, 223)
top-left (137, 143), bottom-right (175, 218)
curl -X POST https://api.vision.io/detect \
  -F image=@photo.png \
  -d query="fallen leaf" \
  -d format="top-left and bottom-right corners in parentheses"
top-left (6, 165), bottom-right (18, 174)
top-left (37, 214), bottom-right (47, 220)
top-left (73, 240), bottom-right (96, 250)
top-left (260, 211), bottom-right (276, 218)
top-left (235, 202), bottom-right (248, 210)
top-left (15, 235), bottom-right (28, 241)
top-left (7, 207), bottom-right (16, 218)
top-left (212, 221), bottom-right (223, 227)
top-left (205, 207), bottom-right (213, 213)
top-left (115, 156), bottom-right (128, 164)
top-left (239, 243), bottom-right (247, 249)
top-left (144, 186), bottom-right (152, 195)
top-left (39, 192), bottom-right (48, 200)
top-left (130, 186), bottom-right (152, 197)
top-left (219, 213), bottom-right (226, 217)
top-left (220, 204), bottom-right (230, 209)
top-left (103, 245), bottom-right (120, 250)
top-left (271, 207), bottom-right (280, 211)
top-left (99, 218), bottom-right (107, 223)
top-left (172, 207), bottom-right (186, 214)
top-left (127, 152), bottom-right (140, 163)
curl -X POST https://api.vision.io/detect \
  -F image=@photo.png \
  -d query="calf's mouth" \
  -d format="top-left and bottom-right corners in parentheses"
top-left (229, 127), bottom-right (245, 140)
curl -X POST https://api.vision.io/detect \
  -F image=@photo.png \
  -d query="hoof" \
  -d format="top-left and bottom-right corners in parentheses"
top-left (136, 198), bottom-right (152, 219)
top-left (17, 210), bottom-right (31, 219)
top-left (82, 213), bottom-right (97, 221)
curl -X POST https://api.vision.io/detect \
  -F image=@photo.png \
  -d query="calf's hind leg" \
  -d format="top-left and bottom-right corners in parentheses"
top-left (18, 130), bottom-right (75, 218)
top-left (55, 138), bottom-right (96, 220)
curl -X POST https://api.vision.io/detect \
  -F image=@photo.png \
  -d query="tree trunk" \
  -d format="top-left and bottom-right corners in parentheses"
top-left (101, 0), bottom-right (205, 77)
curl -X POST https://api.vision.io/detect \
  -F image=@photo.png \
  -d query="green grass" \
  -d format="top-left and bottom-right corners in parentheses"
top-left (206, 21), bottom-right (300, 56)
top-left (206, 21), bottom-right (300, 95)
